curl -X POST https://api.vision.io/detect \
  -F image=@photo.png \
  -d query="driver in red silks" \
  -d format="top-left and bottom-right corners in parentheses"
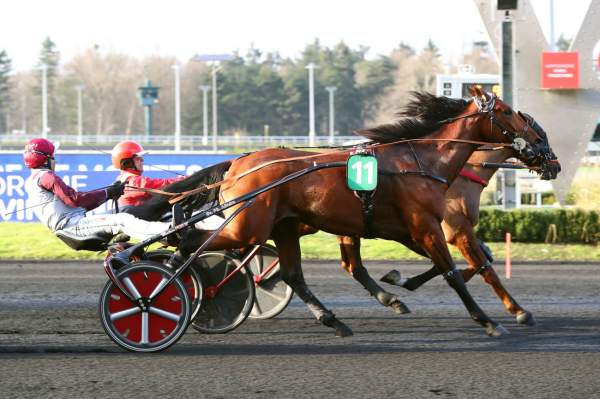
top-left (111, 140), bottom-right (184, 211)
top-left (112, 140), bottom-right (223, 230)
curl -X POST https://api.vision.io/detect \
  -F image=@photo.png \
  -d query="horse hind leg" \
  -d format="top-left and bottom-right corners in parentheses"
top-left (380, 239), bottom-right (438, 292)
top-left (381, 265), bottom-right (439, 291)
top-left (338, 236), bottom-right (410, 314)
top-left (273, 219), bottom-right (353, 337)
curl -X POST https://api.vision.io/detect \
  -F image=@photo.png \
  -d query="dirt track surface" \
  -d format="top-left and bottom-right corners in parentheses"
top-left (1, 260), bottom-right (599, 398)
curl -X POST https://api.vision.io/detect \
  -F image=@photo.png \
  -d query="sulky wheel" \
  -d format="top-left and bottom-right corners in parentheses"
top-left (99, 261), bottom-right (191, 352)
top-left (191, 252), bottom-right (255, 334)
top-left (247, 244), bottom-right (293, 319)
top-left (145, 249), bottom-right (203, 320)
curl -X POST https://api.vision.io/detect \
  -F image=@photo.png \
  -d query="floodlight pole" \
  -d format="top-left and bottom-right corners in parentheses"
top-left (173, 64), bottom-right (182, 151)
top-left (306, 63), bottom-right (318, 147)
top-left (75, 85), bottom-right (84, 146)
top-left (211, 65), bottom-right (220, 151)
top-left (199, 85), bottom-right (210, 146)
top-left (325, 86), bottom-right (336, 145)
top-left (193, 54), bottom-right (234, 151)
top-left (41, 64), bottom-right (48, 138)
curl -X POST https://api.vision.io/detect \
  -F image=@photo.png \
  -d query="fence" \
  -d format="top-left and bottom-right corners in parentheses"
top-left (0, 134), bottom-right (364, 150)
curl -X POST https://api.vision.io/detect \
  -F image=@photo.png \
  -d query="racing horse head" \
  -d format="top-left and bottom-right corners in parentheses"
top-left (516, 111), bottom-right (561, 180)
top-left (467, 86), bottom-right (560, 179)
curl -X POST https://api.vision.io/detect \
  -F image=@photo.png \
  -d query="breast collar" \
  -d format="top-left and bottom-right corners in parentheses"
top-left (459, 169), bottom-right (489, 187)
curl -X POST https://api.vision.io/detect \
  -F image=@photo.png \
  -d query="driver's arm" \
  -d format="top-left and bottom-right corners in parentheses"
top-left (39, 171), bottom-right (108, 210)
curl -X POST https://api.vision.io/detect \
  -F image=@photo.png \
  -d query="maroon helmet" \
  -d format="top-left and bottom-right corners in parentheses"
top-left (23, 138), bottom-right (55, 168)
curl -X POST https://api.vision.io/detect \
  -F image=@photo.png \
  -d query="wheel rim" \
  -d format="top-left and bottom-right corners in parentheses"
top-left (248, 245), bottom-right (293, 319)
top-left (191, 252), bottom-right (255, 334)
top-left (100, 262), bottom-right (190, 352)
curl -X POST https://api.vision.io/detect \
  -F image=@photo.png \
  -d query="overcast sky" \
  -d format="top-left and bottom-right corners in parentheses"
top-left (0, 0), bottom-right (593, 71)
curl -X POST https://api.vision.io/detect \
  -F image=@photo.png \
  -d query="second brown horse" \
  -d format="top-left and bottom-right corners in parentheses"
top-left (336, 111), bottom-right (560, 326)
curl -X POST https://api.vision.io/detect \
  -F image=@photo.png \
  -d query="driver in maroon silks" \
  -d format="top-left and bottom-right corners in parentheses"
top-left (23, 138), bottom-right (174, 244)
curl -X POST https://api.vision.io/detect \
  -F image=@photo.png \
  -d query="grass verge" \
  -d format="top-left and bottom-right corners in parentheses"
top-left (2, 223), bottom-right (600, 262)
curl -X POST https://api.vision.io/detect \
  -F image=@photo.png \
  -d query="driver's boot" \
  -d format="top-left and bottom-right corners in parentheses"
top-left (166, 250), bottom-right (186, 269)
top-left (165, 204), bottom-right (187, 247)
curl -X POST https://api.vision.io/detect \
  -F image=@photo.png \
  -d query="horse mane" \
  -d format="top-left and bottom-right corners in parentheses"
top-left (357, 92), bottom-right (471, 143)
top-left (127, 160), bottom-right (232, 221)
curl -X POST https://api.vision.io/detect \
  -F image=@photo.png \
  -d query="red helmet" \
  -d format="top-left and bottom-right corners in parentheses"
top-left (23, 138), bottom-right (55, 169)
top-left (111, 140), bottom-right (145, 169)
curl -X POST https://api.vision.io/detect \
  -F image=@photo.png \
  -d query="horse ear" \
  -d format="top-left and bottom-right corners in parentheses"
top-left (468, 85), bottom-right (480, 97)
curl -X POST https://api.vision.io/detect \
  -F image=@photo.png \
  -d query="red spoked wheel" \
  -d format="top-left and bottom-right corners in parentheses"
top-left (99, 261), bottom-right (191, 352)
top-left (145, 250), bottom-right (203, 320)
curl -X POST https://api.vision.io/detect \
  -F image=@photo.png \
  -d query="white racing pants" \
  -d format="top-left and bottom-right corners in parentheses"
top-left (61, 213), bottom-right (170, 241)
top-left (194, 214), bottom-right (225, 231)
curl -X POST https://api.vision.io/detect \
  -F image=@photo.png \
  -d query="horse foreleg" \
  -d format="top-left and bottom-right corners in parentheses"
top-left (454, 233), bottom-right (536, 327)
top-left (409, 218), bottom-right (509, 337)
top-left (479, 266), bottom-right (536, 326)
top-left (273, 219), bottom-right (353, 337)
top-left (337, 236), bottom-right (410, 314)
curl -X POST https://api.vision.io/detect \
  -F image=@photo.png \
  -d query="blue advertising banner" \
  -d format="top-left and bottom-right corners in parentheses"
top-left (0, 152), bottom-right (237, 222)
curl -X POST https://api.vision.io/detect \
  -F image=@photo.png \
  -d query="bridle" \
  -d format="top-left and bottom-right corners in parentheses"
top-left (437, 94), bottom-right (539, 163)
top-left (439, 97), bottom-right (559, 180)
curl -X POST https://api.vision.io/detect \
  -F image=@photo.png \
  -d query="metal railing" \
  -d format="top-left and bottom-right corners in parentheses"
top-left (0, 133), bottom-right (366, 150)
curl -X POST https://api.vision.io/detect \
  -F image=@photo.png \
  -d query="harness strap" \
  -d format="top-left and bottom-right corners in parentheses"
top-left (459, 169), bottom-right (489, 187)
top-left (167, 150), bottom-right (342, 204)
top-left (357, 191), bottom-right (376, 238)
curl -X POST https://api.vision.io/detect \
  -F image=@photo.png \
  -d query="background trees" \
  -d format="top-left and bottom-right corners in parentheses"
top-left (2, 37), bottom-right (487, 137)
top-left (0, 50), bottom-right (12, 134)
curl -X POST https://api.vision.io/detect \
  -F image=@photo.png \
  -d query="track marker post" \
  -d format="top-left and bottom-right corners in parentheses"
top-left (505, 232), bottom-right (512, 279)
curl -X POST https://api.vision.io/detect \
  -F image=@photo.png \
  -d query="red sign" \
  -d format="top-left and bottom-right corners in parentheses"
top-left (541, 52), bottom-right (579, 89)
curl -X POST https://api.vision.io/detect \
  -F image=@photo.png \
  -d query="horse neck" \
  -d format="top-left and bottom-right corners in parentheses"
top-left (421, 115), bottom-right (491, 184)
top-left (464, 148), bottom-right (515, 181)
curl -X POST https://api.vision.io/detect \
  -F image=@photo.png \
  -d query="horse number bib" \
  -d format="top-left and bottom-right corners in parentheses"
top-left (346, 154), bottom-right (378, 191)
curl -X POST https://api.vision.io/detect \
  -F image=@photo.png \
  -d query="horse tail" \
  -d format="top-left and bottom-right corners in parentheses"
top-left (188, 159), bottom-right (233, 207)
top-left (128, 160), bottom-right (232, 220)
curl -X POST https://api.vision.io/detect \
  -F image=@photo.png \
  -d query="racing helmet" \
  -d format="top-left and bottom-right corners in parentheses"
top-left (111, 140), bottom-right (146, 170)
top-left (23, 138), bottom-right (55, 169)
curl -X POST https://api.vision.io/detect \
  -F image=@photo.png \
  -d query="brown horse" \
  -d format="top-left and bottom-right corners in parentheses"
top-left (131, 88), bottom-right (552, 338)
top-left (335, 112), bottom-right (560, 325)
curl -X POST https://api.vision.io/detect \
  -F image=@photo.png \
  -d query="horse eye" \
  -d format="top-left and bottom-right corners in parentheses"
top-left (503, 108), bottom-right (512, 116)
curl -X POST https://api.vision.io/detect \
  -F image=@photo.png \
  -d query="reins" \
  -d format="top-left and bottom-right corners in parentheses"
top-left (147, 137), bottom-right (515, 205)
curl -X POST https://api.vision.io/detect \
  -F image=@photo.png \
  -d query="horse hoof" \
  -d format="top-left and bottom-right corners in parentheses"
top-left (334, 323), bottom-right (354, 338)
top-left (516, 311), bottom-right (537, 326)
top-left (380, 270), bottom-right (404, 286)
top-left (486, 323), bottom-right (510, 338)
top-left (390, 300), bottom-right (411, 314)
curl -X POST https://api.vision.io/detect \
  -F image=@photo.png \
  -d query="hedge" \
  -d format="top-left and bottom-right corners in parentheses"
top-left (475, 208), bottom-right (600, 244)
